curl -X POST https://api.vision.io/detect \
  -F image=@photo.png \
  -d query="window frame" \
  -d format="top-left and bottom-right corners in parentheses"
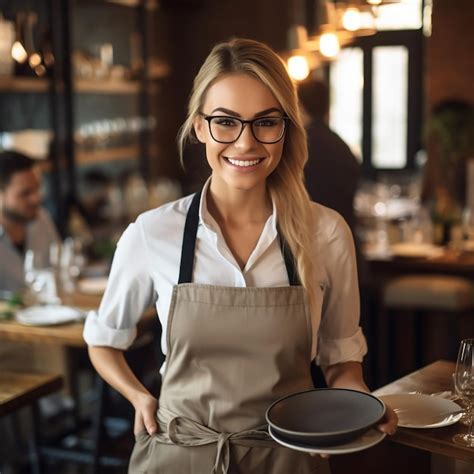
top-left (328, 29), bottom-right (424, 179)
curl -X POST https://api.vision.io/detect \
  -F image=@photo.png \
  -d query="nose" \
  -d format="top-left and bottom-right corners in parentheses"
top-left (234, 123), bottom-right (258, 149)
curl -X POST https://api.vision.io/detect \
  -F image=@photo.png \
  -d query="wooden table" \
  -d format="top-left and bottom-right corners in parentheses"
top-left (0, 292), bottom-right (159, 470)
top-left (331, 360), bottom-right (473, 474)
top-left (0, 371), bottom-right (63, 417)
top-left (0, 292), bottom-right (157, 347)
top-left (373, 360), bottom-right (474, 463)
top-left (1, 371), bottom-right (63, 473)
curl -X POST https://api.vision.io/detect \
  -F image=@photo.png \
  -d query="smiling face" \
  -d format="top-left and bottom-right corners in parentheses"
top-left (193, 73), bottom-right (286, 195)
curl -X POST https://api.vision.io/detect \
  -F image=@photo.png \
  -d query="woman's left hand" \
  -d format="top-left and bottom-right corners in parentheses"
top-left (376, 404), bottom-right (398, 436)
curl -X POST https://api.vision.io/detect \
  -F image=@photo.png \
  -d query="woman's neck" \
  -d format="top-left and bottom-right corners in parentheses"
top-left (207, 179), bottom-right (272, 226)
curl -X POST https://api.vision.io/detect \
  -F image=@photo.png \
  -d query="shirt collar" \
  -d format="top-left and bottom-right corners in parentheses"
top-left (198, 177), bottom-right (278, 237)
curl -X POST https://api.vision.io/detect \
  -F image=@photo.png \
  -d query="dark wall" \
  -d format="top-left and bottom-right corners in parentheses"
top-left (426, 0), bottom-right (474, 109)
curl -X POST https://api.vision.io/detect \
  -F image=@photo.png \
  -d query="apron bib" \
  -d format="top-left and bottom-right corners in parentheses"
top-left (129, 191), bottom-right (330, 474)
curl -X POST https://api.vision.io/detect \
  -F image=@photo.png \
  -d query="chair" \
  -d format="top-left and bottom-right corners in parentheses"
top-left (379, 274), bottom-right (474, 382)
top-left (0, 371), bottom-right (63, 474)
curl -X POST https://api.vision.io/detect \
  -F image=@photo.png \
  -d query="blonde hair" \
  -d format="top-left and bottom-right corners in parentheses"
top-left (178, 38), bottom-right (316, 313)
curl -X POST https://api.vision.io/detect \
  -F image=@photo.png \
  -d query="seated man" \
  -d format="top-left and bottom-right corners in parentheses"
top-left (0, 151), bottom-right (60, 293)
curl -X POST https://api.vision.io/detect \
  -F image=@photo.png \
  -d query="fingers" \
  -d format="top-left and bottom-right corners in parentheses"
top-left (377, 405), bottom-right (398, 436)
top-left (133, 410), bottom-right (146, 435)
top-left (142, 408), bottom-right (158, 435)
top-left (133, 394), bottom-right (159, 436)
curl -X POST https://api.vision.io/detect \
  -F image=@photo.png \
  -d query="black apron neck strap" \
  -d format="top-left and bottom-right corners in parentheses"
top-left (178, 190), bottom-right (202, 284)
top-left (278, 232), bottom-right (300, 286)
top-left (178, 190), bottom-right (300, 286)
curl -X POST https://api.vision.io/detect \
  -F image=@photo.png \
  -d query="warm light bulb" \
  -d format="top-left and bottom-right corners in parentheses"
top-left (287, 55), bottom-right (310, 81)
top-left (319, 33), bottom-right (340, 58)
top-left (367, 0), bottom-right (382, 5)
top-left (11, 41), bottom-right (28, 63)
top-left (29, 53), bottom-right (42, 68)
top-left (342, 7), bottom-right (361, 31)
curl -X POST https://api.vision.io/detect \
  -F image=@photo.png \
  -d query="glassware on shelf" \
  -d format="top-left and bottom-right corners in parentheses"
top-left (452, 338), bottom-right (474, 447)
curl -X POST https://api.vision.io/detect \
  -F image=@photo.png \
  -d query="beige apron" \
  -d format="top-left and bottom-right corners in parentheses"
top-left (129, 191), bottom-right (330, 474)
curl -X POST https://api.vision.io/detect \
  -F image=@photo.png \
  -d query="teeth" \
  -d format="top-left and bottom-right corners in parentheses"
top-left (227, 158), bottom-right (262, 167)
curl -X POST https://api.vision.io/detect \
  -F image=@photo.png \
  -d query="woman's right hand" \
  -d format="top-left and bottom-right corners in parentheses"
top-left (133, 392), bottom-right (159, 435)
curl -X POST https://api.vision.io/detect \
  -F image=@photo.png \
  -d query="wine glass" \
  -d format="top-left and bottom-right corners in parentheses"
top-left (452, 338), bottom-right (474, 447)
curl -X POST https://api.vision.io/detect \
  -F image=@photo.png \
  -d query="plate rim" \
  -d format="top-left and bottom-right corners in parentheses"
top-left (268, 426), bottom-right (386, 455)
top-left (265, 387), bottom-right (386, 439)
top-left (379, 393), bottom-right (463, 429)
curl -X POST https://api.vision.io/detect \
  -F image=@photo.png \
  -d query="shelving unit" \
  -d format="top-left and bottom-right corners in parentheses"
top-left (0, 0), bottom-right (167, 235)
top-left (76, 144), bottom-right (157, 164)
top-left (74, 78), bottom-right (160, 94)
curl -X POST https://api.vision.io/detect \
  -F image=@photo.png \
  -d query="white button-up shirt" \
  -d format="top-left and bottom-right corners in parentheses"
top-left (83, 180), bottom-right (367, 367)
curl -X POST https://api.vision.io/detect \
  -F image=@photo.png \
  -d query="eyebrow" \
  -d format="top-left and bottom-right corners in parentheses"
top-left (210, 107), bottom-right (283, 118)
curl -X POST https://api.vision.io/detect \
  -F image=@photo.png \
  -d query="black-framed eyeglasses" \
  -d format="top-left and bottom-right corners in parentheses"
top-left (200, 114), bottom-right (289, 144)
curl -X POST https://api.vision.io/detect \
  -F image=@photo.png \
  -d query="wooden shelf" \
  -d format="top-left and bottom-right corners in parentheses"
top-left (0, 77), bottom-right (50, 93)
top-left (75, 79), bottom-right (159, 95)
top-left (103, 0), bottom-right (158, 9)
top-left (76, 145), bottom-right (159, 165)
top-left (77, 146), bottom-right (139, 164)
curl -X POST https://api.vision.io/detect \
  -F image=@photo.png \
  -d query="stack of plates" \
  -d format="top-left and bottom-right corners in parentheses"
top-left (266, 388), bottom-right (386, 455)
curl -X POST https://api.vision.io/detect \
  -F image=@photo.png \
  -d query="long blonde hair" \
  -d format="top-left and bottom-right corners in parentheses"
top-left (178, 38), bottom-right (316, 312)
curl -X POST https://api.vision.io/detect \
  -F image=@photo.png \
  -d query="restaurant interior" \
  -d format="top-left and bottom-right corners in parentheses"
top-left (0, 0), bottom-right (473, 473)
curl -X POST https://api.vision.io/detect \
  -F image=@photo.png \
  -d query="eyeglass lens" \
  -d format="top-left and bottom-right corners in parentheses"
top-left (208, 116), bottom-right (286, 144)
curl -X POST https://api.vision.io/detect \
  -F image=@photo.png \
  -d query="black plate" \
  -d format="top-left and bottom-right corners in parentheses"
top-left (265, 388), bottom-right (385, 446)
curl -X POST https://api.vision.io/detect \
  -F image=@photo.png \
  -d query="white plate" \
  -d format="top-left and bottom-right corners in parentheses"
top-left (379, 393), bottom-right (463, 428)
top-left (390, 243), bottom-right (444, 259)
top-left (268, 426), bottom-right (386, 455)
top-left (16, 305), bottom-right (83, 326)
top-left (77, 277), bottom-right (108, 295)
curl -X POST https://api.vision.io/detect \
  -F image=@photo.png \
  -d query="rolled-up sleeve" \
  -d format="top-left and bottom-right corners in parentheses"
top-left (316, 215), bottom-right (367, 367)
top-left (83, 219), bottom-right (156, 349)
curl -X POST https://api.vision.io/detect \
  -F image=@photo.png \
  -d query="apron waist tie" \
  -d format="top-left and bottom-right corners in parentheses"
top-left (154, 406), bottom-right (273, 474)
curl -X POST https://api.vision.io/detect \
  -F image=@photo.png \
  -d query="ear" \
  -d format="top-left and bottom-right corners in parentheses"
top-left (193, 116), bottom-right (206, 144)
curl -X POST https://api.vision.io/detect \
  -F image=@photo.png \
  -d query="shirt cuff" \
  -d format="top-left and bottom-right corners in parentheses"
top-left (83, 311), bottom-right (137, 350)
top-left (315, 327), bottom-right (368, 367)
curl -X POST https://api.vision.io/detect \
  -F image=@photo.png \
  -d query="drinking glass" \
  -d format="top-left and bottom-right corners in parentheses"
top-left (452, 338), bottom-right (474, 447)
top-left (24, 248), bottom-right (60, 305)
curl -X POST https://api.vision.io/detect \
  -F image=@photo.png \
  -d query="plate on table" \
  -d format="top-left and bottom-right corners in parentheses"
top-left (77, 277), bottom-right (108, 295)
top-left (379, 393), bottom-right (463, 428)
top-left (15, 305), bottom-right (84, 326)
top-left (390, 243), bottom-right (444, 259)
top-left (268, 426), bottom-right (386, 455)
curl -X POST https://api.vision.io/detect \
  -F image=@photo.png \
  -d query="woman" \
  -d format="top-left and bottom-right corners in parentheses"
top-left (84, 38), bottom-right (397, 473)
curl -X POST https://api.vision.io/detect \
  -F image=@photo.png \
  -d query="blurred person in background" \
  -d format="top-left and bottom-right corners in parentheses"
top-left (0, 151), bottom-right (66, 439)
top-left (297, 79), bottom-right (360, 234)
top-left (0, 150), bottom-right (60, 293)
